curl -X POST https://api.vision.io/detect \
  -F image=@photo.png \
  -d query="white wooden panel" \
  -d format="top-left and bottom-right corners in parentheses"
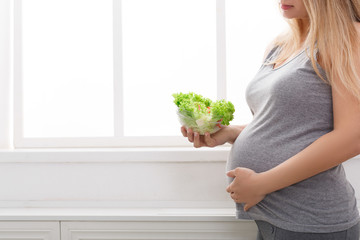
top-left (0, 160), bottom-right (231, 206)
top-left (0, 151), bottom-right (358, 209)
top-left (0, 0), bottom-right (11, 149)
top-left (61, 220), bottom-right (257, 240)
top-left (0, 221), bottom-right (59, 239)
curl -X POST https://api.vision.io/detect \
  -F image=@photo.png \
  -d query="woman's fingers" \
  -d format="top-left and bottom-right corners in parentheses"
top-left (180, 126), bottom-right (187, 137)
top-left (226, 170), bottom-right (236, 178)
top-left (226, 185), bottom-right (232, 193)
top-left (180, 127), bottom-right (219, 148)
top-left (180, 127), bottom-right (201, 146)
top-left (193, 132), bottom-right (203, 148)
top-left (187, 128), bottom-right (194, 142)
top-left (204, 132), bottom-right (217, 147)
top-left (193, 131), bottom-right (219, 148)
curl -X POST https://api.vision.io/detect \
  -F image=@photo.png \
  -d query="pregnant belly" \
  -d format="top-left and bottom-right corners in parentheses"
top-left (226, 127), bottom-right (311, 174)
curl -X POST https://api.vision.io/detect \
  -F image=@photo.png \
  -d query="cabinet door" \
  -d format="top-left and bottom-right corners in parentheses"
top-left (0, 221), bottom-right (60, 239)
top-left (61, 220), bottom-right (257, 240)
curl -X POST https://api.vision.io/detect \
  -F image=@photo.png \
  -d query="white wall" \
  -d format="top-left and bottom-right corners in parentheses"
top-left (0, 149), bottom-right (234, 208)
top-left (344, 156), bottom-right (360, 200)
top-left (0, 150), bottom-right (358, 209)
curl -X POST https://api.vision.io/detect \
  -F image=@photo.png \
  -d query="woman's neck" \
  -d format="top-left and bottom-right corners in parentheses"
top-left (298, 19), bottom-right (310, 47)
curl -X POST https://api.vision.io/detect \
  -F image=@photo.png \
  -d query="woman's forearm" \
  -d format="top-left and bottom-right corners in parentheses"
top-left (258, 130), bottom-right (360, 195)
top-left (226, 124), bottom-right (247, 144)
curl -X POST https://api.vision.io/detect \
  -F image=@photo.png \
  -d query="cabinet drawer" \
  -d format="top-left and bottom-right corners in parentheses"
top-left (61, 220), bottom-right (257, 240)
top-left (0, 221), bottom-right (60, 239)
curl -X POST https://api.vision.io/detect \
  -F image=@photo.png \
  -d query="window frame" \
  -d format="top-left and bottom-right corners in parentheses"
top-left (0, 0), bottom-right (11, 149)
top-left (12, 0), bottom-right (227, 148)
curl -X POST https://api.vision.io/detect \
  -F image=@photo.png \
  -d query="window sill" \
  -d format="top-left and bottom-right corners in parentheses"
top-left (0, 207), bottom-right (239, 221)
top-left (0, 146), bottom-right (231, 163)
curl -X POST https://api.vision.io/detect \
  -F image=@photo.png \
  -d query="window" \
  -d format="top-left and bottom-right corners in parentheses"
top-left (5, 0), bottom-right (286, 148)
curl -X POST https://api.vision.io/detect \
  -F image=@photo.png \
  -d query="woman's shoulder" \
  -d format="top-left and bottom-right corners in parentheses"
top-left (262, 33), bottom-right (287, 60)
top-left (262, 42), bottom-right (280, 62)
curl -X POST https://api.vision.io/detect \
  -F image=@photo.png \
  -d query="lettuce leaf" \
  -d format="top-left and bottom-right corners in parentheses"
top-left (172, 92), bottom-right (235, 134)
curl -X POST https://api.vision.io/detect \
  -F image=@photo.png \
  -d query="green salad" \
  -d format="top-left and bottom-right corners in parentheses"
top-left (173, 92), bottom-right (235, 134)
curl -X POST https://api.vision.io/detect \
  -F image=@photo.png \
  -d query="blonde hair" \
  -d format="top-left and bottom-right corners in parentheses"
top-left (271, 0), bottom-right (360, 102)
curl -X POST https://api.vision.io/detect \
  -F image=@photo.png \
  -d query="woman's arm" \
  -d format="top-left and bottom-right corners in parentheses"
top-left (227, 53), bottom-right (360, 211)
top-left (261, 63), bottom-right (360, 187)
top-left (259, 127), bottom-right (359, 192)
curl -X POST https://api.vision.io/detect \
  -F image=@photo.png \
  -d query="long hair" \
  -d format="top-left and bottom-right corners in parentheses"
top-left (271, 0), bottom-right (360, 102)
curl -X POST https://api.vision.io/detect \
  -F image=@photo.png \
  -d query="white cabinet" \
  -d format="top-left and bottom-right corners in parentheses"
top-left (61, 221), bottom-right (257, 240)
top-left (0, 221), bottom-right (60, 240)
top-left (0, 209), bottom-right (258, 240)
top-left (0, 220), bottom-right (257, 240)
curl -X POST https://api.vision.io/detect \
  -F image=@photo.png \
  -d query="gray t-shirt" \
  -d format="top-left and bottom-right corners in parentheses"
top-left (227, 46), bottom-right (360, 233)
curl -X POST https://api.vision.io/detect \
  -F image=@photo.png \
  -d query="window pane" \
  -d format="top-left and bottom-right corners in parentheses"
top-left (226, 0), bottom-right (287, 125)
top-left (122, 0), bottom-right (217, 136)
top-left (22, 0), bottom-right (114, 138)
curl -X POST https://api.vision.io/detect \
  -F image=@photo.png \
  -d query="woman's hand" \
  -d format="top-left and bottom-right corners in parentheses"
top-left (181, 125), bottom-right (245, 148)
top-left (226, 167), bottom-right (267, 211)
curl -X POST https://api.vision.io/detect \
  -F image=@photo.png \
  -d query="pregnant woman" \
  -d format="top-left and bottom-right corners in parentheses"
top-left (181, 0), bottom-right (360, 239)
